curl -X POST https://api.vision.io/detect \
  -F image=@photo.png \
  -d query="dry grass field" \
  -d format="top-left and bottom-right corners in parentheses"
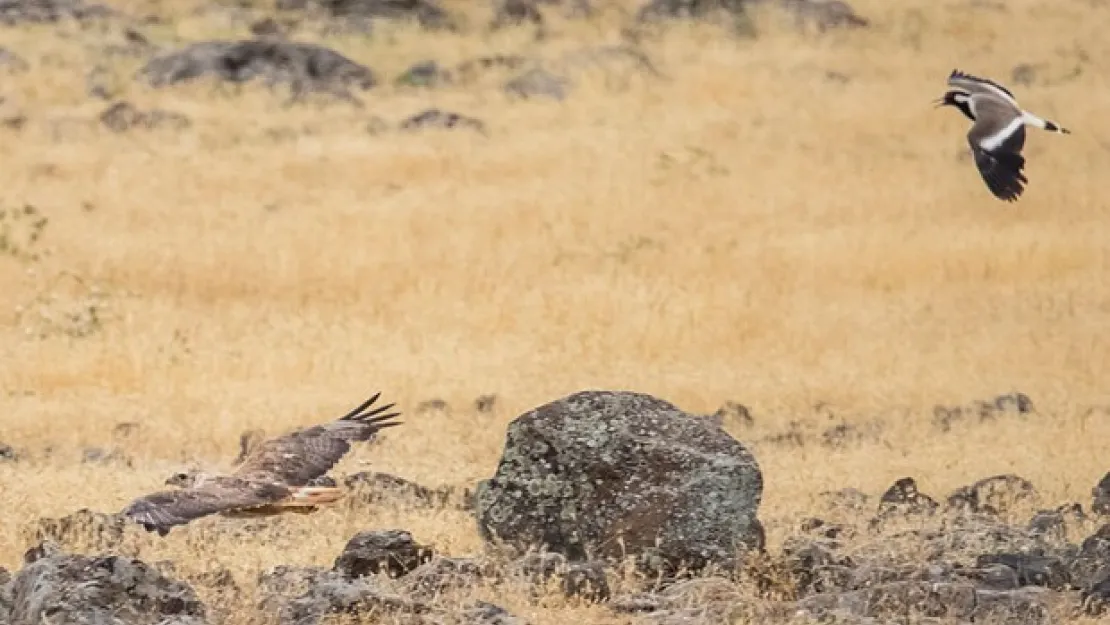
top-left (2, 0), bottom-right (1110, 621)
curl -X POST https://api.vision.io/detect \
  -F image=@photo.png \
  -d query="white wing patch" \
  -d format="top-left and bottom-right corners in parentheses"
top-left (979, 116), bottom-right (1025, 152)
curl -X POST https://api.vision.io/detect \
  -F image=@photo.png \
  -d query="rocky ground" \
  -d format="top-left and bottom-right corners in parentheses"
top-left (4, 389), bottom-right (1110, 624)
top-left (2, 0), bottom-right (1107, 623)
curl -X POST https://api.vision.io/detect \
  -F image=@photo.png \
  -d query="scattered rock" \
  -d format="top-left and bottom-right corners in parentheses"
top-left (0, 0), bottom-right (114, 25)
top-left (235, 428), bottom-right (267, 464)
top-left (709, 401), bottom-right (754, 430)
top-left (474, 389), bottom-right (764, 576)
top-left (781, 0), bottom-right (868, 32)
top-left (402, 556), bottom-right (493, 599)
top-left (7, 549), bottom-right (206, 625)
top-left (279, 0), bottom-right (455, 29)
top-left (273, 568), bottom-right (430, 625)
top-left (794, 581), bottom-right (1053, 623)
top-left (975, 552), bottom-right (1071, 590)
top-left (459, 601), bottom-right (525, 625)
top-left (136, 39), bottom-right (376, 102)
top-left (875, 477), bottom-right (939, 520)
top-left (475, 394), bottom-right (498, 413)
top-left (504, 67), bottom-right (569, 100)
top-left (820, 420), bottom-right (883, 449)
top-left (333, 529), bottom-right (435, 579)
top-left (818, 487), bottom-right (871, 515)
top-left (1012, 63), bottom-right (1038, 87)
top-left (1092, 472), bottom-right (1110, 516)
top-left (946, 474), bottom-right (1038, 516)
top-left (80, 445), bottom-right (134, 466)
top-left (491, 0), bottom-right (544, 29)
top-left (99, 100), bottom-right (192, 133)
top-left (636, 0), bottom-right (747, 21)
top-left (400, 108), bottom-right (487, 134)
top-left (456, 54), bottom-right (530, 83)
top-left (394, 59), bottom-right (452, 87)
top-left (0, 442), bottom-right (17, 461)
top-left (0, 46), bottom-right (27, 72)
top-left (933, 392), bottom-right (1035, 431)
top-left (416, 398), bottom-right (450, 414)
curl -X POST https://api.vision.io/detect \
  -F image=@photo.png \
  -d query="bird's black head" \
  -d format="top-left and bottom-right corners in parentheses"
top-left (935, 90), bottom-right (975, 122)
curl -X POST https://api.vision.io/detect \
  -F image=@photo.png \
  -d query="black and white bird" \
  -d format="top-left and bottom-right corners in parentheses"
top-left (935, 69), bottom-right (1070, 202)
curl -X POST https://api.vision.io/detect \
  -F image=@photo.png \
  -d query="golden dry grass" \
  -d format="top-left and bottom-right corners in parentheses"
top-left (2, 0), bottom-right (1110, 621)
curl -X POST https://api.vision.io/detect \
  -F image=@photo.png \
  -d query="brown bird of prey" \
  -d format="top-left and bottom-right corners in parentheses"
top-left (121, 391), bottom-right (401, 536)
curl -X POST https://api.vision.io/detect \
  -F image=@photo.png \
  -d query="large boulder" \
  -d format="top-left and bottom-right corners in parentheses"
top-left (474, 390), bottom-right (764, 575)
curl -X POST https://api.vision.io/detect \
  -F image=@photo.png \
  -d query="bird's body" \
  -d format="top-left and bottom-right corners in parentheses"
top-left (936, 69), bottom-right (1070, 202)
top-left (121, 391), bottom-right (400, 535)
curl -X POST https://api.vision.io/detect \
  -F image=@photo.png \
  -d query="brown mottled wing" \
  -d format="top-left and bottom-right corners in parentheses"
top-left (233, 392), bottom-right (401, 487)
top-left (121, 478), bottom-right (290, 535)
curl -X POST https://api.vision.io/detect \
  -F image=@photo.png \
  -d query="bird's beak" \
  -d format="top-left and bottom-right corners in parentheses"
top-left (932, 97), bottom-right (946, 108)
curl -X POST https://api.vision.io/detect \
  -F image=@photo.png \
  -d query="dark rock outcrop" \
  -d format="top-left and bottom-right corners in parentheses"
top-left (7, 550), bottom-right (206, 625)
top-left (946, 474), bottom-right (1039, 516)
top-left (258, 565), bottom-right (430, 625)
top-left (0, 0), bottom-right (113, 25)
top-left (334, 529), bottom-right (435, 579)
top-left (277, 0), bottom-right (454, 29)
top-left (400, 108), bottom-right (487, 134)
top-left (136, 39), bottom-right (376, 101)
top-left (474, 390), bottom-right (764, 576)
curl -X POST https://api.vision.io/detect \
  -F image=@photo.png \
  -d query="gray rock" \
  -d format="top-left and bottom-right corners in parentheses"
top-left (1092, 472), bottom-right (1110, 516)
top-left (401, 557), bottom-right (493, 599)
top-left (946, 474), bottom-right (1039, 516)
top-left (333, 529), bottom-right (435, 579)
top-left (474, 390), bottom-right (764, 576)
top-left (279, 0), bottom-right (454, 29)
top-left (136, 39), bottom-right (376, 102)
top-left (0, 566), bottom-right (10, 624)
top-left (780, 0), bottom-right (868, 32)
top-left (8, 550), bottom-right (206, 625)
top-left (875, 477), bottom-right (939, 521)
top-left (0, 0), bottom-right (114, 25)
top-left (975, 552), bottom-right (1071, 590)
top-left (0, 47), bottom-right (27, 71)
top-left (400, 108), bottom-right (487, 134)
top-left (636, 0), bottom-right (747, 21)
top-left (0, 442), bottom-right (16, 461)
top-left (504, 67), bottom-right (569, 101)
top-left (459, 601), bottom-right (525, 625)
top-left (794, 580), bottom-right (1053, 623)
top-left (504, 552), bottom-right (609, 602)
top-left (394, 59), bottom-right (451, 88)
top-left (273, 568), bottom-right (429, 625)
top-left (99, 101), bottom-right (192, 133)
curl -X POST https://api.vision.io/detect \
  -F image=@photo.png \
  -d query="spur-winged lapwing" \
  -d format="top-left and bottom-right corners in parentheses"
top-left (935, 69), bottom-right (1070, 202)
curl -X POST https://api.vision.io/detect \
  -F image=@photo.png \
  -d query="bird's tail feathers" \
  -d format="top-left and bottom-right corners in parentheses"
top-left (1022, 111), bottom-right (1071, 134)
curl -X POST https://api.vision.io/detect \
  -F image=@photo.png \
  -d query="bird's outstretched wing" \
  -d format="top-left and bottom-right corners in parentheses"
top-left (971, 143), bottom-right (1028, 202)
top-left (233, 391), bottom-right (402, 487)
top-left (121, 478), bottom-right (290, 535)
top-left (947, 69), bottom-right (1018, 105)
top-left (967, 101), bottom-right (1028, 202)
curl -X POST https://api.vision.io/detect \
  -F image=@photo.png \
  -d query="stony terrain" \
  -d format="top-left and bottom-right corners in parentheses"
top-left (2, 0), bottom-right (1110, 623)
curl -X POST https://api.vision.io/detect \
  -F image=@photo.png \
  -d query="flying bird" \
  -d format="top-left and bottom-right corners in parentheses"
top-left (935, 69), bottom-right (1070, 202)
top-left (121, 391), bottom-right (401, 535)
